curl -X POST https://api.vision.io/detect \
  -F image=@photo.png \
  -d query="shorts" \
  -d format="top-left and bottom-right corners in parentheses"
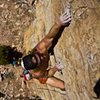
top-left (36, 70), bottom-right (48, 84)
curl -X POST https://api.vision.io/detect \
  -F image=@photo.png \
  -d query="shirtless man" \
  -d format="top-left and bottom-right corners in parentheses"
top-left (21, 7), bottom-right (71, 92)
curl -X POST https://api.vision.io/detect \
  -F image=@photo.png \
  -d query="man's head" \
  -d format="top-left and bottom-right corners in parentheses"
top-left (21, 54), bottom-right (38, 70)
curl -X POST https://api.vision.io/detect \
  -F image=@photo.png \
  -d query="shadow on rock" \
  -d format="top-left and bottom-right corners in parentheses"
top-left (0, 92), bottom-right (5, 97)
top-left (93, 78), bottom-right (100, 99)
top-left (0, 45), bottom-right (23, 65)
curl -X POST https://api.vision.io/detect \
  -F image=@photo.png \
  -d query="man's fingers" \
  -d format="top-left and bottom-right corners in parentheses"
top-left (62, 12), bottom-right (71, 19)
top-left (63, 15), bottom-right (72, 23)
top-left (63, 14), bottom-right (71, 20)
top-left (60, 13), bottom-right (72, 25)
top-left (62, 8), bottom-right (71, 17)
top-left (63, 15), bottom-right (71, 21)
top-left (64, 17), bottom-right (71, 22)
top-left (63, 11), bottom-right (68, 16)
top-left (64, 18), bottom-right (71, 24)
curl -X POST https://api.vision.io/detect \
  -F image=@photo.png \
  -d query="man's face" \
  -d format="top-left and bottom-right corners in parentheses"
top-left (32, 56), bottom-right (37, 64)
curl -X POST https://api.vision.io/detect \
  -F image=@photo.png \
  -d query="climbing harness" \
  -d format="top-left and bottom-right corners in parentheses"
top-left (23, 69), bottom-right (32, 80)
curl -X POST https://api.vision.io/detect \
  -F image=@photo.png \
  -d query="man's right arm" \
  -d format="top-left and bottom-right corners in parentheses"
top-left (46, 7), bottom-right (72, 39)
top-left (35, 7), bottom-right (72, 53)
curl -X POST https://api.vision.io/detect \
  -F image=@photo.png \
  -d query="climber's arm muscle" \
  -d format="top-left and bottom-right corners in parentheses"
top-left (35, 22), bottom-right (62, 53)
top-left (35, 7), bottom-right (71, 53)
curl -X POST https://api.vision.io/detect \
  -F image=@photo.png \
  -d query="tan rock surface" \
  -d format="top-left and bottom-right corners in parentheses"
top-left (0, 0), bottom-right (100, 100)
top-left (24, 0), bottom-right (100, 100)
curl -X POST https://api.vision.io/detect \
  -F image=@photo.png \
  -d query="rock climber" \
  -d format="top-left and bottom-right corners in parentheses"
top-left (21, 6), bottom-right (72, 93)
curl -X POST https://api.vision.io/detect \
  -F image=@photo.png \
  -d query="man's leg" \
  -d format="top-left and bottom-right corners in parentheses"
top-left (47, 58), bottom-right (64, 77)
top-left (47, 67), bottom-right (58, 77)
top-left (46, 76), bottom-right (65, 90)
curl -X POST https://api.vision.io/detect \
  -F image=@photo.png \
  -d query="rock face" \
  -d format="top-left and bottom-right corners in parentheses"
top-left (0, 0), bottom-right (34, 52)
top-left (24, 0), bottom-right (100, 100)
top-left (0, 0), bottom-right (100, 100)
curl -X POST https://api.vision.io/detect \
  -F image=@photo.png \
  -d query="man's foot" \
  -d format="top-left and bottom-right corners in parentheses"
top-left (56, 58), bottom-right (64, 71)
top-left (54, 88), bottom-right (66, 95)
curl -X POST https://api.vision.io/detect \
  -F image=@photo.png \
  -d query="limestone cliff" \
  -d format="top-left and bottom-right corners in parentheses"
top-left (23, 0), bottom-right (100, 100)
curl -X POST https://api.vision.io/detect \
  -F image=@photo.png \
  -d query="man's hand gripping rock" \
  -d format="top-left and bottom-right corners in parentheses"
top-left (57, 6), bottom-right (72, 27)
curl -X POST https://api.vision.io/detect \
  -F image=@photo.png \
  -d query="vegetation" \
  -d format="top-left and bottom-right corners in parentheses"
top-left (0, 45), bottom-right (23, 65)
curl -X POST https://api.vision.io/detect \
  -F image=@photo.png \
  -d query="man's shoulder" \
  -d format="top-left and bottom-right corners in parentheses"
top-left (34, 45), bottom-right (46, 54)
top-left (30, 47), bottom-right (39, 54)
